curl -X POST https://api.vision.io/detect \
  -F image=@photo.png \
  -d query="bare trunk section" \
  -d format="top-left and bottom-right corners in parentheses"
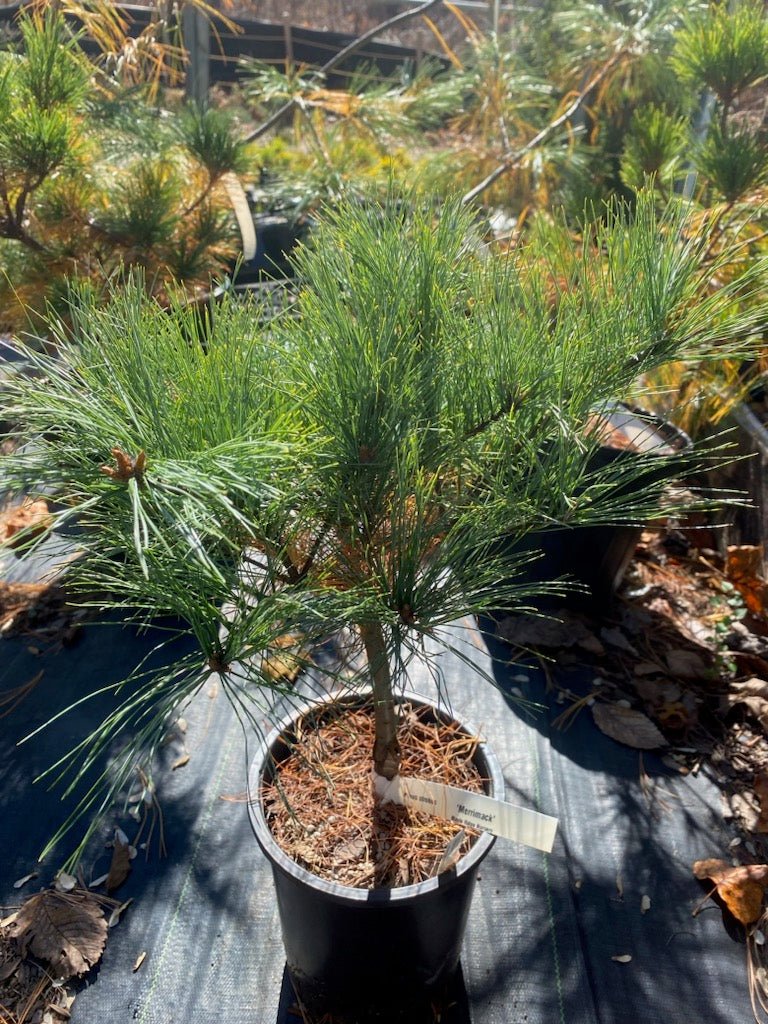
top-left (359, 620), bottom-right (401, 780)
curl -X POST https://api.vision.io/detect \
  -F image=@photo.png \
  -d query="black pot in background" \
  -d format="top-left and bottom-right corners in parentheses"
top-left (248, 692), bottom-right (502, 1024)
top-left (504, 404), bottom-right (692, 609)
top-left (233, 213), bottom-right (309, 285)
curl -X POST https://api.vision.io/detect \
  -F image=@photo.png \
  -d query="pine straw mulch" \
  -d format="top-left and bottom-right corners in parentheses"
top-left (0, 929), bottom-right (74, 1024)
top-left (263, 703), bottom-right (484, 889)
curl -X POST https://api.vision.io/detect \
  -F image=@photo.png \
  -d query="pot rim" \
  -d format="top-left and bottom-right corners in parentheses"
top-left (247, 689), bottom-right (502, 905)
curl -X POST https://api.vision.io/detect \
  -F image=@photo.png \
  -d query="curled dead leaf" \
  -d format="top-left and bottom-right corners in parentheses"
top-left (108, 899), bottom-right (132, 929)
top-left (726, 545), bottom-right (767, 616)
top-left (172, 753), bottom-right (190, 771)
top-left (693, 859), bottom-right (768, 926)
top-left (106, 834), bottom-right (131, 893)
top-left (611, 954), bottom-right (632, 963)
top-left (0, 498), bottom-right (52, 550)
top-left (13, 871), bottom-right (39, 889)
top-left (754, 775), bottom-right (768, 834)
top-left (132, 951), bottom-right (147, 973)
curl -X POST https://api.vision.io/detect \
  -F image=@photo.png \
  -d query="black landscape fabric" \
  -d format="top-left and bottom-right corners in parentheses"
top-left (0, 596), bottom-right (751, 1023)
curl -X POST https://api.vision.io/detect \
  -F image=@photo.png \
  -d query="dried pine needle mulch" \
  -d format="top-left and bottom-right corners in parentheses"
top-left (263, 704), bottom-right (484, 890)
top-left (0, 917), bottom-right (74, 1024)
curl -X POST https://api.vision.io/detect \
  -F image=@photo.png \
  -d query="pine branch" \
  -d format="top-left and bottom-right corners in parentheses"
top-left (243, 0), bottom-right (444, 143)
top-left (461, 48), bottom-right (625, 206)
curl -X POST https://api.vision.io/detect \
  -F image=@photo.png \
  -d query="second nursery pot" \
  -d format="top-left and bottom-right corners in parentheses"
top-left (248, 691), bottom-right (502, 1023)
top-left (503, 403), bottom-right (693, 609)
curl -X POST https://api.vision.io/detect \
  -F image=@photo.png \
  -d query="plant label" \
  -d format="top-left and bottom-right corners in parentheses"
top-left (375, 774), bottom-right (558, 853)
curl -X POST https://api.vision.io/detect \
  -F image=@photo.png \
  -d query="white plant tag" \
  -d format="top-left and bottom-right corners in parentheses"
top-left (375, 774), bottom-right (558, 853)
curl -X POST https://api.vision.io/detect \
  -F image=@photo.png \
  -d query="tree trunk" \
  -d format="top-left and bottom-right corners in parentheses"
top-left (359, 621), bottom-right (400, 780)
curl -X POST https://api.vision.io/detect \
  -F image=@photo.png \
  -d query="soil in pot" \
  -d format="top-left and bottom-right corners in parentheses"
top-left (262, 701), bottom-right (485, 889)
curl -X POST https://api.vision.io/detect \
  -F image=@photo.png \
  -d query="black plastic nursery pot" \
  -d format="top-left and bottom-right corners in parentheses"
top-left (233, 213), bottom-right (309, 285)
top-left (506, 404), bottom-right (693, 609)
top-left (248, 691), bottom-right (502, 1023)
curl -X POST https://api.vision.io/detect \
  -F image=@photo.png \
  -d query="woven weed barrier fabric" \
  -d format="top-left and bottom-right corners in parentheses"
top-left (1, 614), bottom-right (751, 1024)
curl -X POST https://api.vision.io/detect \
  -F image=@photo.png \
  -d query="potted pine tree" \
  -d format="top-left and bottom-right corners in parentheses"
top-left (3, 190), bottom-right (765, 1022)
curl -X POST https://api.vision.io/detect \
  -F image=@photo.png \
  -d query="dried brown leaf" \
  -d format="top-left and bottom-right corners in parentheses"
top-left (0, 499), bottom-right (52, 549)
top-left (9, 891), bottom-right (107, 978)
top-left (728, 681), bottom-right (768, 732)
top-left (693, 859), bottom-right (768, 926)
top-left (498, 612), bottom-right (600, 651)
top-left (731, 678), bottom-right (768, 702)
top-left (599, 627), bottom-right (638, 656)
top-left (0, 956), bottom-right (21, 981)
top-left (171, 753), bottom-right (190, 771)
top-left (105, 837), bottom-right (131, 893)
top-left (754, 775), bottom-right (768, 833)
top-left (13, 871), bottom-right (39, 889)
top-left (108, 899), bottom-right (132, 929)
top-left (665, 649), bottom-right (709, 680)
top-left (592, 703), bottom-right (667, 750)
top-left (726, 545), bottom-right (767, 616)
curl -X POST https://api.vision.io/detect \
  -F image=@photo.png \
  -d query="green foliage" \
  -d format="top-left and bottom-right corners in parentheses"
top-left (99, 159), bottom-right (182, 251)
top-left (695, 122), bottom-right (768, 202)
top-left (620, 104), bottom-right (688, 191)
top-left (16, 11), bottom-right (90, 109)
top-left (671, 0), bottom-right (768, 108)
top-left (0, 11), bottom-right (244, 325)
top-left (4, 188), bottom-right (767, 858)
top-left (178, 104), bottom-right (250, 181)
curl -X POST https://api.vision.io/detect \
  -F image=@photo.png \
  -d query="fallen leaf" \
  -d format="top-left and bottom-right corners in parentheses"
top-left (497, 612), bottom-right (601, 652)
top-left (726, 545), bottom-right (767, 616)
top-left (132, 951), bottom-right (147, 973)
top-left (611, 954), bottom-right (632, 963)
top-left (108, 899), bottom-right (132, 928)
top-left (693, 859), bottom-right (768, 925)
top-left (592, 704), bottom-right (667, 750)
top-left (731, 678), bottom-right (768, 702)
top-left (262, 634), bottom-right (304, 683)
top-left (106, 834), bottom-right (131, 893)
top-left (13, 871), bottom-right (39, 889)
top-left (727, 791), bottom-right (761, 833)
top-left (633, 678), bottom-right (682, 704)
top-left (55, 873), bottom-right (77, 893)
top-left (171, 753), bottom-right (190, 771)
top-left (665, 649), bottom-right (709, 680)
top-left (9, 890), bottom-right (107, 978)
top-left (0, 498), bottom-right (52, 550)
top-left (0, 956), bottom-right (21, 981)
top-left (599, 627), bottom-right (638, 656)
top-left (727, 681), bottom-right (768, 733)
top-left (755, 775), bottom-right (768, 833)
top-left (634, 661), bottom-right (662, 677)
top-left (641, 895), bottom-right (651, 914)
